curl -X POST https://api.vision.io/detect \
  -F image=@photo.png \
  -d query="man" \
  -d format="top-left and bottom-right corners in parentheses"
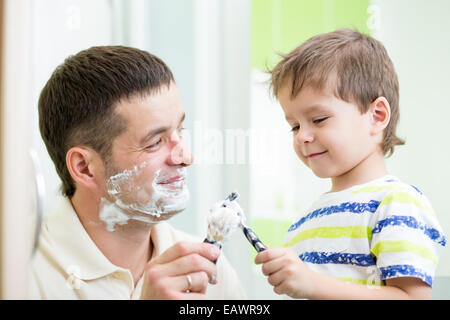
top-left (30, 46), bottom-right (245, 299)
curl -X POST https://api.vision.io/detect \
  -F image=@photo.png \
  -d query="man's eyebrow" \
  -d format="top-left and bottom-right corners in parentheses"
top-left (140, 112), bottom-right (186, 146)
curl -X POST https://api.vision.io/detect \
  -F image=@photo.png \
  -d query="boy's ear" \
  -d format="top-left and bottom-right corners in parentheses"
top-left (369, 96), bottom-right (391, 135)
top-left (66, 146), bottom-right (102, 190)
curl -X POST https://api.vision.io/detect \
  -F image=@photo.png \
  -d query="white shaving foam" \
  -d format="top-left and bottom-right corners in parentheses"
top-left (99, 162), bottom-right (190, 231)
top-left (99, 198), bottom-right (132, 232)
top-left (206, 201), bottom-right (240, 243)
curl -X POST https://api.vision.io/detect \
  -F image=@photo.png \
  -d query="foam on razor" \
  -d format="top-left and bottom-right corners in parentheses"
top-left (205, 201), bottom-right (240, 243)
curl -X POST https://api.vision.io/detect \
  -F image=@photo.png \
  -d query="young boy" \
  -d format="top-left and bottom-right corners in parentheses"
top-left (255, 29), bottom-right (446, 299)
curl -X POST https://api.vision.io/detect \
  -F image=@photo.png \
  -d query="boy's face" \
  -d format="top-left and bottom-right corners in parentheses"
top-left (278, 82), bottom-right (379, 180)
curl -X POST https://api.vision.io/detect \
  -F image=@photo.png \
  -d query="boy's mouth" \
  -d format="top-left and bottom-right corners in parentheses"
top-left (306, 151), bottom-right (327, 159)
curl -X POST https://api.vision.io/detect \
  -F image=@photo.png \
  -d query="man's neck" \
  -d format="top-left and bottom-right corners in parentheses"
top-left (70, 189), bottom-right (153, 286)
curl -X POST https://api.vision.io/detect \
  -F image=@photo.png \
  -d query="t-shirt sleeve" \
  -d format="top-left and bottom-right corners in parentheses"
top-left (370, 188), bottom-right (447, 286)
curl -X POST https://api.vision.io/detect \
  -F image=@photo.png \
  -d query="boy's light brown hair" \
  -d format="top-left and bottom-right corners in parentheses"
top-left (270, 28), bottom-right (404, 157)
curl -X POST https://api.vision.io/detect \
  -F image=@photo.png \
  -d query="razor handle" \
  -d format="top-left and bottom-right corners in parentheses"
top-left (242, 226), bottom-right (267, 252)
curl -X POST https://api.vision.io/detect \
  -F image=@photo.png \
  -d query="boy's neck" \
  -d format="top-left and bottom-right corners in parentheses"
top-left (330, 150), bottom-right (388, 193)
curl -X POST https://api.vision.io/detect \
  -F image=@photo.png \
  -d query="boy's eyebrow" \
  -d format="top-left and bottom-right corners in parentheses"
top-left (303, 104), bottom-right (330, 114)
top-left (140, 112), bottom-right (185, 145)
top-left (284, 104), bottom-right (330, 122)
top-left (284, 114), bottom-right (295, 122)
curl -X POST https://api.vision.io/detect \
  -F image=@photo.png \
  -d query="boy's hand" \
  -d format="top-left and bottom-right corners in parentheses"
top-left (140, 241), bottom-right (220, 300)
top-left (255, 247), bottom-right (316, 299)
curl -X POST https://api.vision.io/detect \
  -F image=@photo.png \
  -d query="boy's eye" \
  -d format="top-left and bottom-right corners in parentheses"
top-left (313, 117), bottom-right (328, 124)
top-left (290, 125), bottom-right (300, 132)
top-left (177, 127), bottom-right (186, 135)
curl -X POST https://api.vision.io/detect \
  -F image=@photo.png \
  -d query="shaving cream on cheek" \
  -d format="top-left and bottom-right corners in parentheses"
top-left (107, 162), bottom-right (189, 216)
top-left (99, 198), bottom-right (131, 232)
top-left (99, 162), bottom-right (190, 231)
top-left (150, 168), bottom-right (190, 214)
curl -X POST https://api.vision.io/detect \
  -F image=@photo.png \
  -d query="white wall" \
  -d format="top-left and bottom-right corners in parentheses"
top-left (371, 0), bottom-right (450, 280)
top-left (30, 0), bottom-right (116, 217)
top-left (1, 0), bottom-right (34, 299)
top-left (1, 0), bottom-right (118, 298)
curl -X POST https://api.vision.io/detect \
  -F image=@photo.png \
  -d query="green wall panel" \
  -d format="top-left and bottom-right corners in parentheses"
top-left (251, 0), bottom-right (371, 70)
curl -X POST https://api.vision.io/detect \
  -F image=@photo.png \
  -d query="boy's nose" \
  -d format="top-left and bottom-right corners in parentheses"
top-left (295, 128), bottom-right (314, 145)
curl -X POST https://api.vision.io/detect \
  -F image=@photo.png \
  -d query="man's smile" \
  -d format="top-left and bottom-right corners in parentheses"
top-left (158, 175), bottom-right (185, 185)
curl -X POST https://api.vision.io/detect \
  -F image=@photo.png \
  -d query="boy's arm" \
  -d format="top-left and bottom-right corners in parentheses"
top-left (309, 273), bottom-right (431, 300)
top-left (255, 248), bottom-right (431, 300)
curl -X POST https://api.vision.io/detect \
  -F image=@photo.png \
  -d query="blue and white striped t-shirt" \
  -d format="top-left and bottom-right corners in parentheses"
top-left (284, 175), bottom-right (447, 287)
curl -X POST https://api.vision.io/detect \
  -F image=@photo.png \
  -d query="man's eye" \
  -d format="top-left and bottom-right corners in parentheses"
top-left (313, 117), bottom-right (328, 124)
top-left (146, 138), bottom-right (162, 150)
top-left (290, 125), bottom-right (300, 132)
top-left (177, 127), bottom-right (186, 135)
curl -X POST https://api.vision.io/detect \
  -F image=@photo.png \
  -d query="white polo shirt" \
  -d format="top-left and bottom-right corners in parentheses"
top-left (28, 198), bottom-right (246, 300)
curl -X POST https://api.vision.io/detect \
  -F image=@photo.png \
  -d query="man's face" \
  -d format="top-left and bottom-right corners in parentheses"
top-left (100, 83), bottom-right (192, 225)
top-left (278, 82), bottom-right (376, 180)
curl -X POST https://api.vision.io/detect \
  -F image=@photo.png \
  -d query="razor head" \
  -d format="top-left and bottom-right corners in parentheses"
top-left (222, 191), bottom-right (247, 227)
top-left (225, 191), bottom-right (240, 202)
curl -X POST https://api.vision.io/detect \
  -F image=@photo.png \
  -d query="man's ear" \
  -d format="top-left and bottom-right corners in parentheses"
top-left (369, 96), bottom-right (391, 135)
top-left (66, 147), bottom-right (101, 190)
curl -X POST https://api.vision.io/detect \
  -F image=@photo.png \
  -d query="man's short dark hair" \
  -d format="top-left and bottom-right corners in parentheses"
top-left (38, 46), bottom-right (174, 198)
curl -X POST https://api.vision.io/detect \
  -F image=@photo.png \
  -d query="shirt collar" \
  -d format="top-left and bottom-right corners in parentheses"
top-left (45, 197), bottom-right (122, 280)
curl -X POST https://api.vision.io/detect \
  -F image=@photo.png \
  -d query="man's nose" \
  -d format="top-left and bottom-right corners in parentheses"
top-left (167, 130), bottom-right (193, 166)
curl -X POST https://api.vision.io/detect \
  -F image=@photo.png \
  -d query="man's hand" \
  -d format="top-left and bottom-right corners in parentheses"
top-left (140, 241), bottom-right (220, 300)
top-left (255, 247), bottom-right (315, 299)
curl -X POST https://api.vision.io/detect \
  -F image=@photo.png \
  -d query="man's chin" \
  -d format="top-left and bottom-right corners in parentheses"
top-left (159, 209), bottom-right (183, 222)
top-left (133, 208), bottom-right (184, 223)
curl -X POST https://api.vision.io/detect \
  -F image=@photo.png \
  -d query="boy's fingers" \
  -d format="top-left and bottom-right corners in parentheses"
top-left (268, 270), bottom-right (285, 287)
top-left (261, 258), bottom-right (284, 276)
top-left (254, 248), bottom-right (285, 264)
top-left (254, 252), bottom-right (265, 264)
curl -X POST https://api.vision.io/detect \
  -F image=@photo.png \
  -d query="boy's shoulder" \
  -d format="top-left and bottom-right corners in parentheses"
top-left (350, 175), bottom-right (427, 202)
top-left (312, 176), bottom-right (426, 207)
top-left (353, 176), bottom-right (435, 212)
top-left (351, 176), bottom-right (438, 221)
